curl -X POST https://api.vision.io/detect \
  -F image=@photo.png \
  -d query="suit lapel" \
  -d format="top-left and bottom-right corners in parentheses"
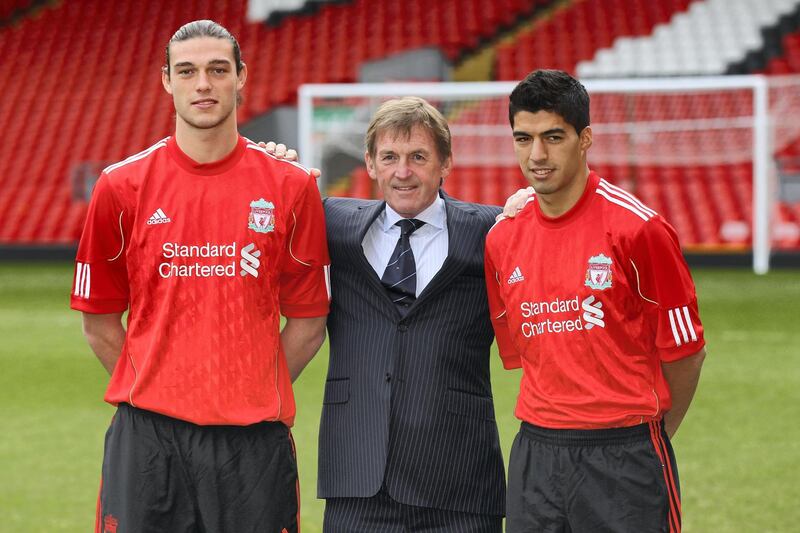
top-left (410, 193), bottom-right (482, 312)
top-left (344, 201), bottom-right (393, 304)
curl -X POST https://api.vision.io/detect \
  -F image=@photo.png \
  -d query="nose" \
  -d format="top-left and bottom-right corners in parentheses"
top-left (195, 71), bottom-right (211, 92)
top-left (529, 137), bottom-right (547, 163)
top-left (394, 158), bottom-right (412, 178)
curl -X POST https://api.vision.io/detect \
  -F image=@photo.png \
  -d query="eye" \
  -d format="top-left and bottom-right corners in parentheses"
top-left (177, 68), bottom-right (194, 77)
top-left (411, 153), bottom-right (426, 162)
top-left (212, 68), bottom-right (227, 75)
top-left (546, 135), bottom-right (563, 143)
top-left (514, 135), bottom-right (530, 144)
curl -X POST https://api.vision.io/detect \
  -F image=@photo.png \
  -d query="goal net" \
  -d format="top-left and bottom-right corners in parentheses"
top-left (298, 76), bottom-right (800, 273)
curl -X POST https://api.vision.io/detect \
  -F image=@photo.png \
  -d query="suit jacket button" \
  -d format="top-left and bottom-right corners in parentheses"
top-left (385, 373), bottom-right (392, 382)
top-left (398, 324), bottom-right (408, 332)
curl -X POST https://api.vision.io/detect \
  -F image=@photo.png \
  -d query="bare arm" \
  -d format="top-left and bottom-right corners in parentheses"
top-left (81, 312), bottom-right (126, 375)
top-left (661, 347), bottom-right (706, 438)
top-left (281, 316), bottom-right (327, 382)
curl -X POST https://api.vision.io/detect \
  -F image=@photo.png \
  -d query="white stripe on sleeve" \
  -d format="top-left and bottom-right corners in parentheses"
top-left (682, 306), bottom-right (698, 342)
top-left (324, 264), bottom-right (331, 301)
top-left (74, 263), bottom-right (83, 296)
top-left (80, 263), bottom-right (91, 299)
top-left (668, 308), bottom-right (682, 346)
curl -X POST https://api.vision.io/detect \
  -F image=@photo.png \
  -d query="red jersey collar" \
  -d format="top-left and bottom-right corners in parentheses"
top-left (166, 135), bottom-right (247, 176)
top-left (533, 170), bottom-right (599, 227)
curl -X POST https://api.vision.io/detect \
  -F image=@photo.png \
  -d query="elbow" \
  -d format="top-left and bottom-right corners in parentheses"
top-left (81, 318), bottom-right (101, 345)
top-left (692, 347), bottom-right (707, 366)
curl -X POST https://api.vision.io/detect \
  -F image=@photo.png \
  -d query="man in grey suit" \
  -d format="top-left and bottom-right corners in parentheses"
top-left (319, 97), bottom-right (505, 532)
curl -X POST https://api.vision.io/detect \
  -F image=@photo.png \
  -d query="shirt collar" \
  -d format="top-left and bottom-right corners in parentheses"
top-left (382, 196), bottom-right (446, 232)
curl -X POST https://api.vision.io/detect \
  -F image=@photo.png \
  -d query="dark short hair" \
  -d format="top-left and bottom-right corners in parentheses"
top-left (508, 69), bottom-right (590, 134)
top-left (365, 97), bottom-right (452, 162)
top-left (164, 20), bottom-right (243, 76)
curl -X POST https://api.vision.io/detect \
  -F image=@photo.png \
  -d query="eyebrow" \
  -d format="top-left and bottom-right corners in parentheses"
top-left (378, 148), bottom-right (431, 156)
top-left (173, 59), bottom-right (233, 68)
top-left (513, 127), bottom-right (567, 137)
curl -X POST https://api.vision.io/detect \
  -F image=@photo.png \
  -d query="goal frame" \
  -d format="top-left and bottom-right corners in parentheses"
top-left (298, 76), bottom-right (773, 273)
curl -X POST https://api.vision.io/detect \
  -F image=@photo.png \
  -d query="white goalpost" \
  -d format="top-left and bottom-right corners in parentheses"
top-left (298, 75), bottom-right (800, 274)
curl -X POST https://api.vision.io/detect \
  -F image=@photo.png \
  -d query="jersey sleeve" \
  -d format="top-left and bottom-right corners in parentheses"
top-left (630, 216), bottom-right (705, 362)
top-left (71, 173), bottom-right (130, 314)
top-left (279, 173), bottom-right (331, 318)
top-left (484, 234), bottom-right (521, 369)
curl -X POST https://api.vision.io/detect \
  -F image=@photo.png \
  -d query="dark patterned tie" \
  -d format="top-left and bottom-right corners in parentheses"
top-left (381, 218), bottom-right (425, 312)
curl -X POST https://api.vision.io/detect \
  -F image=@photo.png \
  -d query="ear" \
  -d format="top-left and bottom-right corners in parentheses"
top-left (440, 155), bottom-right (453, 182)
top-left (579, 126), bottom-right (593, 154)
top-left (161, 67), bottom-right (172, 95)
top-left (237, 62), bottom-right (247, 90)
top-left (365, 151), bottom-right (377, 180)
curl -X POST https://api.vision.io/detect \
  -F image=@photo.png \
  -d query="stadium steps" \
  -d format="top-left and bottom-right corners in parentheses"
top-left (728, 1), bottom-right (800, 74)
top-left (495, 0), bottom-right (695, 80)
top-left (574, 0), bottom-right (800, 78)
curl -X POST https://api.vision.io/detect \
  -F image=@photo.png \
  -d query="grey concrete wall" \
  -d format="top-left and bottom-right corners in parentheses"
top-left (359, 47), bottom-right (451, 82)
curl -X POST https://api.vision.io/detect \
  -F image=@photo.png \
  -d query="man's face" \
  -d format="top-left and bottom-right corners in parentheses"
top-left (512, 110), bottom-right (592, 212)
top-left (365, 125), bottom-right (452, 218)
top-left (162, 36), bottom-right (246, 131)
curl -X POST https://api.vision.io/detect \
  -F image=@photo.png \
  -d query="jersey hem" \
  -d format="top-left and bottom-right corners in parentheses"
top-left (70, 298), bottom-right (128, 314)
top-left (281, 301), bottom-right (330, 318)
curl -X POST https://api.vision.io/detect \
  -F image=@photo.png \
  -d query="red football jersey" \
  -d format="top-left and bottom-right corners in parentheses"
top-left (71, 136), bottom-right (330, 426)
top-left (485, 171), bottom-right (705, 429)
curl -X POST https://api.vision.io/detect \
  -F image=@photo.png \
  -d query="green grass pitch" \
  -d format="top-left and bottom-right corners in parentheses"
top-left (1, 262), bottom-right (799, 532)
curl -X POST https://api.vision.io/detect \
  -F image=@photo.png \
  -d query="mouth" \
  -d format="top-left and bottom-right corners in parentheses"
top-left (192, 99), bottom-right (218, 109)
top-left (529, 168), bottom-right (555, 178)
top-left (393, 184), bottom-right (417, 192)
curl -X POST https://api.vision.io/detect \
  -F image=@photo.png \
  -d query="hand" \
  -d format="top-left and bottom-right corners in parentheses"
top-left (496, 187), bottom-right (534, 221)
top-left (258, 141), bottom-right (321, 179)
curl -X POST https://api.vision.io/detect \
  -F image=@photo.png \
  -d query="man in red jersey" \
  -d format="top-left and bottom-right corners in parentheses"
top-left (485, 70), bottom-right (706, 533)
top-left (71, 20), bottom-right (329, 532)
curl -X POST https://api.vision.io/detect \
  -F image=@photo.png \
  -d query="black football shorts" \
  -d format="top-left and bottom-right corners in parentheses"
top-left (506, 420), bottom-right (681, 533)
top-left (95, 403), bottom-right (299, 533)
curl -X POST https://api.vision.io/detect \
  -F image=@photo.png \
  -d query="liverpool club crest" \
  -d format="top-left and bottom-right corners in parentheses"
top-left (248, 198), bottom-right (275, 233)
top-left (585, 254), bottom-right (613, 290)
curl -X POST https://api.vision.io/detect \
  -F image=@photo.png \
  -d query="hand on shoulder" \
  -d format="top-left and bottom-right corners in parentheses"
top-left (496, 186), bottom-right (535, 222)
top-left (257, 141), bottom-right (321, 179)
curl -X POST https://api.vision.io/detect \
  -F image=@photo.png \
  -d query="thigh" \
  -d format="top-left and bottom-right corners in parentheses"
top-left (566, 433), bottom-right (679, 533)
top-left (193, 423), bottom-right (299, 533)
top-left (323, 490), bottom-right (404, 533)
top-left (505, 431), bottom-right (568, 533)
top-left (97, 407), bottom-right (197, 533)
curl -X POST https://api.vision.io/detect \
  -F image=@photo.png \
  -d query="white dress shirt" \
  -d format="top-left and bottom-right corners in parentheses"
top-left (362, 197), bottom-right (449, 297)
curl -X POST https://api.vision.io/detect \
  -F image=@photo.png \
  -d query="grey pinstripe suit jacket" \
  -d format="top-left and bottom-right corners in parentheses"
top-left (318, 192), bottom-right (506, 517)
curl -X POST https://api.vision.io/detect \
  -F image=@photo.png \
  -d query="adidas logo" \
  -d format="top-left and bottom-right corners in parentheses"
top-left (147, 208), bottom-right (171, 225)
top-left (507, 266), bottom-right (525, 284)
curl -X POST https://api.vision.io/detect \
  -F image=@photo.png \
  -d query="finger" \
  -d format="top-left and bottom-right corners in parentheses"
top-left (261, 141), bottom-right (276, 152)
top-left (310, 167), bottom-right (321, 179)
top-left (275, 143), bottom-right (287, 157)
top-left (286, 149), bottom-right (298, 161)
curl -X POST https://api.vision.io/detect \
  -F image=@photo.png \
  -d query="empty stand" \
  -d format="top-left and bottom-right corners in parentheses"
top-left (0, 0), bottom-right (541, 243)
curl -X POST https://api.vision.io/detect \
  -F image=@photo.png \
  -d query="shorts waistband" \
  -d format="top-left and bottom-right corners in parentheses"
top-left (117, 403), bottom-right (287, 432)
top-left (520, 421), bottom-right (658, 447)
